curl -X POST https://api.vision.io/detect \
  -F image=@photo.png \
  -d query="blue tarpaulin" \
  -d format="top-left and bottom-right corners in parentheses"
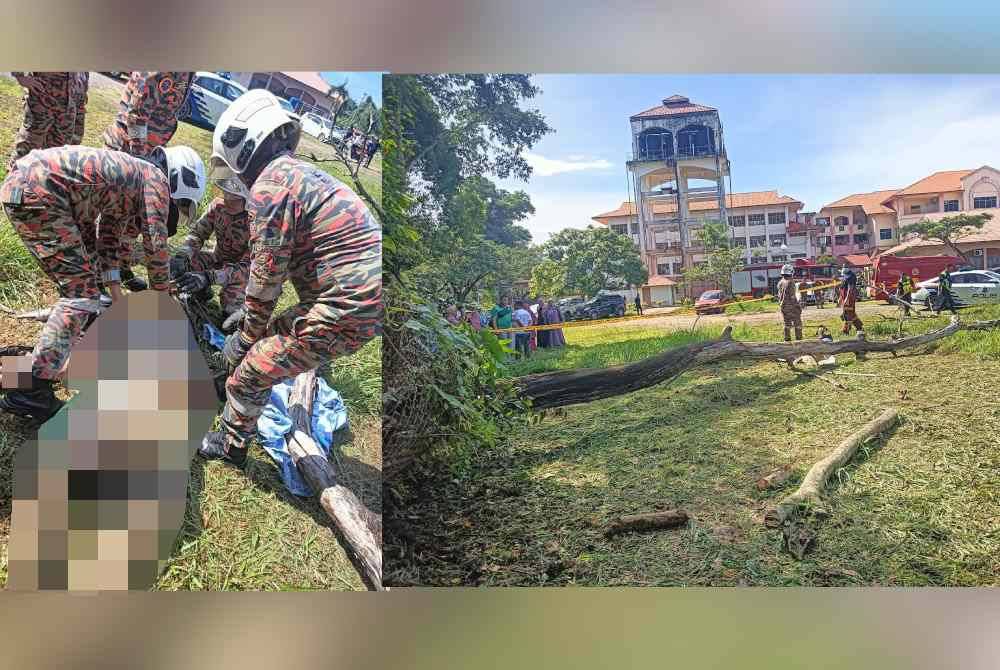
top-left (203, 323), bottom-right (348, 496)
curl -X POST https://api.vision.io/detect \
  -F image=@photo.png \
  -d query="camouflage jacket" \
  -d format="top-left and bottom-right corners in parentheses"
top-left (11, 72), bottom-right (74, 106)
top-left (776, 278), bottom-right (801, 310)
top-left (102, 72), bottom-right (193, 155)
top-left (238, 154), bottom-right (382, 343)
top-left (181, 197), bottom-right (251, 284)
top-left (0, 147), bottom-right (172, 290)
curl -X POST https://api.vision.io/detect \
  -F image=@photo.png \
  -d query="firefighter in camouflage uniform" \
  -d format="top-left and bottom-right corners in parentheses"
top-left (196, 89), bottom-right (382, 466)
top-left (7, 72), bottom-right (90, 171)
top-left (0, 145), bottom-right (206, 422)
top-left (102, 71), bottom-right (194, 158)
top-left (172, 168), bottom-right (252, 318)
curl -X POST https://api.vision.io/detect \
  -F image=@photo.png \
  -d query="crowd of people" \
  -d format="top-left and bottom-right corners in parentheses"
top-left (344, 127), bottom-right (379, 168)
top-left (443, 295), bottom-right (567, 359)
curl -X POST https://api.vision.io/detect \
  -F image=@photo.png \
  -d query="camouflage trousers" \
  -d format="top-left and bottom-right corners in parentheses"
top-left (3, 202), bottom-right (101, 379)
top-left (220, 305), bottom-right (378, 448)
top-left (7, 74), bottom-right (88, 171)
top-left (780, 305), bottom-right (802, 329)
top-left (187, 249), bottom-right (248, 316)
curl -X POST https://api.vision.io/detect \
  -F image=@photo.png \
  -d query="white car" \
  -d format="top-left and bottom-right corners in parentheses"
top-left (911, 270), bottom-right (1000, 308)
top-left (300, 112), bottom-right (335, 142)
top-left (179, 72), bottom-right (248, 130)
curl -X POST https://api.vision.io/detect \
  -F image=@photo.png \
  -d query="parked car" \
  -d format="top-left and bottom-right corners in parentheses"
top-left (179, 72), bottom-right (248, 130)
top-left (911, 270), bottom-right (1000, 308)
top-left (695, 290), bottom-right (727, 314)
top-left (300, 112), bottom-right (336, 142)
top-left (566, 294), bottom-right (626, 321)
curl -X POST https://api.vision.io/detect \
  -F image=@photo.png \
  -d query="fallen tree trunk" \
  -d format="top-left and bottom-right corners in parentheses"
top-left (287, 369), bottom-right (384, 591)
top-left (518, 317), bottom-right (1000, 410)
top-left (764, 408), bottom-right (899, 528)
top-left (605, 510), bottom-right (689, 538)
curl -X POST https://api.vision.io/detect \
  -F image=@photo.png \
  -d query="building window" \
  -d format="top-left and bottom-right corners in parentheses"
top-left (818, 236), bottom-right (832, 246)
top-left (750, 255), bottom-right (767, 264)
top-left (816, 217), bottom-right (830, 227)
top-left (834, 235), bottom-right (849, 245)
top-left (732, 238), bottom-right (748, 248)
top-left (749, 235), bottom-right (767, 248)
top-left (767, 212), bottom-right (785, 226)
top-left (770, 234), bottom-right (786, 247)
top-left (748, 213), bottom-right (765, 226)
top-left (879, 228), bottom-right (893, 240)
top-left (637, 128), bottom-right (673, 161)
top-left (856, 223), bottom-right (865, 231)
top-left (790, 253), bottom-right (806, 259)
top-left (944, 199), bottom-right (960, 212)
top-left (834, 216), bottom-right (849, 228)
top-left (611, 224), bottom-right (628, 235)
top-left (909, 204), bottom-right (922, 213)
top-left (728, 215), bottom-right (745, 227)
top-left (853, 234), bottom-right (869, 245)
top-left (655, 261), bottom-right (671, 275)
top-left (973, 196), bottom-right (998, 209)
top-left (771, 254), bottom-right (788, 262)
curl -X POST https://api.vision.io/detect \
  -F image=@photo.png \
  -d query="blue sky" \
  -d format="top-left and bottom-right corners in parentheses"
top-left (321, 72), bottom-right (382, 106)
top-left (499, 74), bottom-right (1000, 243)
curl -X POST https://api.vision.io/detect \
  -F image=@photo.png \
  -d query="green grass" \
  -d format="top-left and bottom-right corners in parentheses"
top-left (0, 74), bottom-right (381, 591)
top-left (387, 303), bottom-right (1000, 586)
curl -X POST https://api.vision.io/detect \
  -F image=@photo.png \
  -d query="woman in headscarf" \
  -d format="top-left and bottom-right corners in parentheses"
top-left (544, 299), bottom-right (566, 347)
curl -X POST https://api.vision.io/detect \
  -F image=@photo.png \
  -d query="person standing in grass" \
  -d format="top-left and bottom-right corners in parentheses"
top-left (837, 268), bottom-right (865, 337)
top-left (896, 272), bottom-right (914, 317)
top-left (634, 294), bottom-right (643, 316)
top-left (934, 266), bottom-right (958, 315)
top-left (7, 72), bottom-right (89, 171)
top-left (544, 299), bottom-right (566, 348)
top-left (103, 72), bottom-right (194, 158)
top-left (490, 295), bottom-right (513, 340)
top-left (776, 264), bottom-right (803, 342)
top-left (512, 300), bottom-right (533, 359)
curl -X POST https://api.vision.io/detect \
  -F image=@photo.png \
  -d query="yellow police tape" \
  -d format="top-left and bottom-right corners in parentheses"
top-left (488, 280), bottom-right (842, 334)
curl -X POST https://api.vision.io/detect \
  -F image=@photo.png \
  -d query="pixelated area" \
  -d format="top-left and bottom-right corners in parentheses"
top-left (6, 291), bottom-right (217, 590)
top-left (0, 353), bottom-right (32, 389)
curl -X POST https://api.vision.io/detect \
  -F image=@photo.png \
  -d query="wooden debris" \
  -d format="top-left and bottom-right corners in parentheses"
top-left (764, 408), bottom-right (899, 529)
top-left (604, 509), bottom-right (689, 538)
top-left (286, 369), bottom-right (384, 591)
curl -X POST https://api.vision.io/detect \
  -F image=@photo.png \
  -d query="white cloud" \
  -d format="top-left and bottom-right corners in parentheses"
top-left (520, 189), bottom-right (629, 242)
top-left (525, 151), bottom-right (614, 177)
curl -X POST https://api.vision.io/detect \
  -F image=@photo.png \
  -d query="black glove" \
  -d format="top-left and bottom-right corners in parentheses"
top-left (122, 274), bottom-right (148, 292)
top-left (223, 333), bottom-right (252, 372)
top-left (221, 306), bottom-right (246, 334)
top-left (169, 253), bottom-right (191, 281)
top-left (178, 271), bottom-right (211, 293)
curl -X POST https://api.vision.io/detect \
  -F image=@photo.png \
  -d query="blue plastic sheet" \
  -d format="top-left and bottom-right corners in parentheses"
top-left (203, 323), bottom-right (348, 496)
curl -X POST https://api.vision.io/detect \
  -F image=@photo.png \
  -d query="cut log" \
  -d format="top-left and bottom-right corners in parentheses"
top-left (286, 369), bottom-right (384, 591)
top-left (764, 408), bottom-right (899, 528)
top-left (605, 510), bottom-right (689, 538)
top-left (518, 318), bottom-right (1000, 410)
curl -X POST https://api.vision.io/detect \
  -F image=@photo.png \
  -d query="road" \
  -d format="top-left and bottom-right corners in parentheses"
top-left (593, 300), bottom-right (907, 333)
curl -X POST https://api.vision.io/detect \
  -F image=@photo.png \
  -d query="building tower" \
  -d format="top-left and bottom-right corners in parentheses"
top-left (627, 95), bottom-right (730, 298)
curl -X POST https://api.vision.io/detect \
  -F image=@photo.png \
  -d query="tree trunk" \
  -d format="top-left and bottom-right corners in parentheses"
top-left (764, 408), bottom-right (899, 527)
top-left (287, 370), bottom-right (384, 591)
top-left (605, 510), bottom-right (689, 538)
top-left (518, 317), bottom-right (1000, 410)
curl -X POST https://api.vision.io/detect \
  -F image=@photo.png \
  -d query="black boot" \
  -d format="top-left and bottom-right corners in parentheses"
top-left (198, 430), bottom-right (248, 467)
top-left (0, 375), bottom-right (64, 423)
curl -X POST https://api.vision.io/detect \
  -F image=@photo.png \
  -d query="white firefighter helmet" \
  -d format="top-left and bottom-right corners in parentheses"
top-left (151, 145), bottom-right (206, 225)
top-left (212, 164), bottom-right (251, 201)
top-left (210, 89), bottom-right (300, 178)
top-left (780, 263), bottom-right (794, 276)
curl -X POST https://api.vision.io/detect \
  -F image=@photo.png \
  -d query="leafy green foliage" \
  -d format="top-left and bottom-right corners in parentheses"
top-left (901, 212), bottom-right (993, 263)
top-left (560, 226), bottom-right (647, 297)
top-left (682, 220), bottom-right (745, 296)
top-left (529, 259), bottom-right (568, 298)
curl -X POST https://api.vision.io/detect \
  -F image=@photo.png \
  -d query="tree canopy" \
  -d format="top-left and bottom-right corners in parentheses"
top-left (556, 226), bottom-right (648, 297)
top-left (900, 212), bottom-right (994, 263)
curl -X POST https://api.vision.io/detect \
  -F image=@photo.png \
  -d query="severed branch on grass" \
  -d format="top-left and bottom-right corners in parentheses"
top-left (518, 317), bottom-right (1000, 410)
top-left (286, 368), bottom-right (384, 591)
top-left (763, 408), bottom-right (899, 528)
top-left (604, 510), bottom-right (689, 538)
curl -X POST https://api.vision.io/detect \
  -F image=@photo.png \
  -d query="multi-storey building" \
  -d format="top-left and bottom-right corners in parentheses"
top-left (882, 165), bottom-right (1000, 268)
top-left (816, 189), bottom-right (900, 258)
top-left (594, 190), bottom-right (810, 305)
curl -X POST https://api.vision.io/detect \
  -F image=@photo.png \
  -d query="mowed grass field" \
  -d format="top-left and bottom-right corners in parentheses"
top-left (0, 74), bottom-right (381, 590)
top-left (387, 303), bottom-right (1000, 587)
